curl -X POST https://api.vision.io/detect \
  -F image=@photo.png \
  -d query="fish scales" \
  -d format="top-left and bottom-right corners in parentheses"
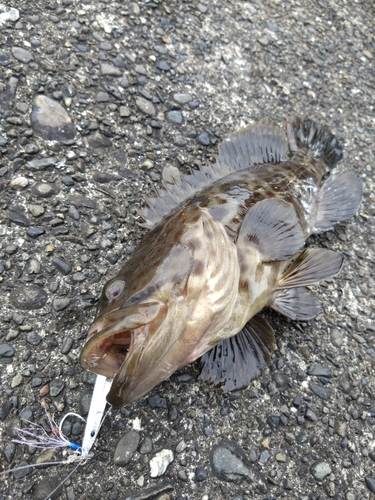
top-left (182, 157), bottom-right (323, 240)
top-left (80, 116), bottom-right (362, 407)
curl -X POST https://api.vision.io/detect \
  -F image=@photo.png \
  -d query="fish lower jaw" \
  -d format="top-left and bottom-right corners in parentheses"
top-left (83, 328), bottom-right (137, 378)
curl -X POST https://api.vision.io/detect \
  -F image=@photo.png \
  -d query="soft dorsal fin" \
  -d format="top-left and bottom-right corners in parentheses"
top-left (138, 120), bottom-right (289, 229)
top-left (199, 314), bottom-right (275, 393)
top-left (286, 115), bottom-right (343, 170)
top-left (217, 119), bottom-right (288, 171)
top-left (237, 198), bottom-right (305, 261)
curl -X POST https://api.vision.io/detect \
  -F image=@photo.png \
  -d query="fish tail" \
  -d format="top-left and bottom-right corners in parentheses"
top-left (286, 116), bottom-right (343, 170)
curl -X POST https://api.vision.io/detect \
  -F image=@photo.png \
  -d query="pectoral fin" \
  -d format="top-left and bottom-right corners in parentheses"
top-left (270, 287), bottom-right (321, 320)
top-left (199, 315), bottom-right (275, 393)
top-left (276, 248), bottom-right (343, 289)
top-left (237, 198), bottom-right (304, 261)
top-left (315, 171), bottom-right (363, 233)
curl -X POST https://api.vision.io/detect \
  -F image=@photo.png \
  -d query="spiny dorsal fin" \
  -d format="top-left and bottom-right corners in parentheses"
top-left (138, 119), bottom-right (289, 229)
top-left (138, 163), bottom-right (221, 229)
top-left (199, 314), bottom-right (275, 393)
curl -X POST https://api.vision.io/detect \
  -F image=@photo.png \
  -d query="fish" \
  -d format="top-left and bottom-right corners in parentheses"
top-left (79, 116), bottom-right (363, 408)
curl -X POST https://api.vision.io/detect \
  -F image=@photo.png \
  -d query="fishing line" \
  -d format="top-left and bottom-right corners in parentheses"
top-left (42, 461), bottom-right (83, 500)
top-left (1, 402), bottom-right (110, 500)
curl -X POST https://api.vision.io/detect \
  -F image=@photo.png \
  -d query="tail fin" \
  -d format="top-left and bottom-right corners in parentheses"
top-left (286, 116), bottom-right (343, 170)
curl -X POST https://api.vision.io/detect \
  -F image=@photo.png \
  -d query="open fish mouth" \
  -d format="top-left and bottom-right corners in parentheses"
top-left (80, 301), bottom-right (167, 381)
top-left (82, 326), bottom-right (138, 378)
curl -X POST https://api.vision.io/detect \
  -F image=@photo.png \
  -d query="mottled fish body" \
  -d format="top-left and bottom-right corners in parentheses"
top-left (80, 117), bottom-right (362, 407)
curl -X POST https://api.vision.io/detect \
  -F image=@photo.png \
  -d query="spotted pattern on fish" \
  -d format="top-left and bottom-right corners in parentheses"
top-left (80, 116), bottom-right (362, 407)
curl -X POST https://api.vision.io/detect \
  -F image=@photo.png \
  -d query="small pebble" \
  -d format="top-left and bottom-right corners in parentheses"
top-left (139, 436), bottom-right (153, 454)
top-left (79, 390), bottom-right (92, 416)
top-left (12, 47), bottom-right (34, 63)
top-left (210, 440), bottom-right (255, 482)
top-left (61, 336), bottom-right (74, 355)
top-left (26, 227), bottom-right (45, 239)
top-left (310, 461), bottom-right (332, 481)
top-left (52, 257), bottom-right (72, 275)
top-left (173, 93), bottom-right (192, 104)
top-left (9, 209), bottom-right (30, 227)
top-left (11, 373), bottom-right (23, 388)
top-left (119, 106), bottom-right (131, 117)
top-left (0, 401), bottom-right (12, 421)
top-left (308, 365), bottom-right (331, 377)
top-left (28, 204), bottom-right (45, 217)
top-left (32, 476), bottom-right (63, 500)
top-left (114, 431), bottom-right (140, 466)
top-left (27, 157), bottom-right (57, 171)
top-left (26, 332), bottom-right (42, 345)
top-left (3, 442), bottom-right (16, 463)
top-left (24, 143), bottom-right (39, 154)
top-left (174, 134), bottom-right (187, 147)
top-left (10, 286), bottom-right (48, 310)
top-left (10, 177), bottom-right (28, 189)
top-left (31, 95), bottom-right (75, 141)
top-left (197, 131), bottom-right (210, 146)
top-left (166, 110), bottom-right (184, 125)
top-left (93, 171), bottom-right (112, 183)
top-left (32, 182), bottom-right (59, 198)
top-left (100, 63), bottom-right (122, 76)
top-left (50, 379), bottom-right (65, 397)
top-left (259, 450), bottom-right (271, 465)
top-left (53, 298), bottom-right (71, 311)
top-left (136, 97), bottom-right (156, 116)
top-left (0, 343), bottom-right (15, 357)
top-left (31, 377), bottom-right (43, 387)
top-left (330, 329), bottom-right (344, 347)
top-left (309, 382), bottom-right (332, 400)
top-left (13, 461), bottom-right (32, 479)
top-left (149, 449), bottom-right (174, 477)
top-left (365, 477), bottom-right (375, 493)
top-left (195, 467), bottom-right (207, 482)
top-left (19, 407), bottom-right (33, 421)
top-left (157, 60), bottom-right (171, 71)
top-left (148, 394), bottom-right (167, 409)
top-left (276, 452), bottom-right (287, 462)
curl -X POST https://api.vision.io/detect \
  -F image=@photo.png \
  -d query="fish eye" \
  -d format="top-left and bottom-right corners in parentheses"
top-left (105, 280), bottom-right (125, 301)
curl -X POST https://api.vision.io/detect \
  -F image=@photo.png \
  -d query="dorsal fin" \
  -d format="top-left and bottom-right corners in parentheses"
top-left (286, 115), bottom-right (343, 171)
top-left (217, 118), bottom-right (288, 171)
top-left (138, 120), bottom-right (288, 229)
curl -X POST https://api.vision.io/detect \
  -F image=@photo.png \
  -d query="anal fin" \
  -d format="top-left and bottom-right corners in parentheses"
top-left (199, 315), bottom-right (275, 393)
top-left (270, 287), bottom-right (321, 320)
top-left (315, 171), bottom-right (363, 233)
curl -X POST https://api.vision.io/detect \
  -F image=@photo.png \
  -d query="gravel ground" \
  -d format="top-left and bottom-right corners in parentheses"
top-left (0, 1), bottom-right (374, 500)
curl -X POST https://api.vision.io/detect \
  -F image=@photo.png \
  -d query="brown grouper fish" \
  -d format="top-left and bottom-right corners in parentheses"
top-left (80, 116), bottom-right (362, 407)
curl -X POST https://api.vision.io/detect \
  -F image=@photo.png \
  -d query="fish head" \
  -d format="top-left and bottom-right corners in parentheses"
top-left (80, 206), bottom-right (241, 407)
top-left (80, 239), bottom-right (196, 407)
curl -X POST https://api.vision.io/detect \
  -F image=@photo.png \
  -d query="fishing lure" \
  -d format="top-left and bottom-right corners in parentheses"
top-left (1, 376), bottom-right (112, 500)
